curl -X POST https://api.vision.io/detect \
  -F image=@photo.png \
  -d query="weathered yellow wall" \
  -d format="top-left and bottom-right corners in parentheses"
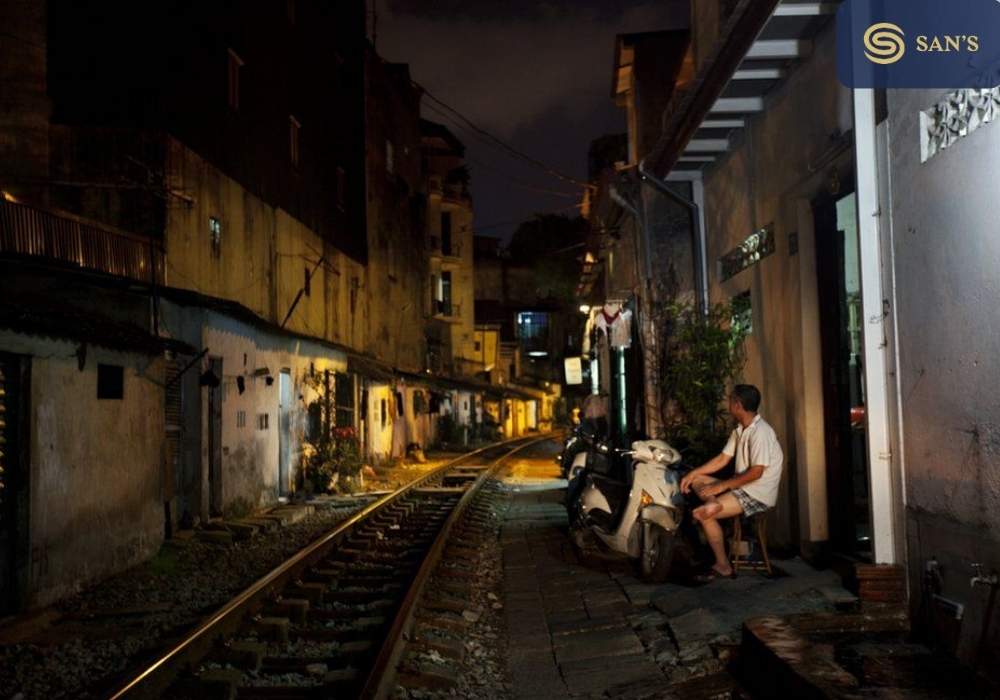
top-left (163, 136), bottom-right (431, 369)
top-left (447, 201), bottom-right (477, 371)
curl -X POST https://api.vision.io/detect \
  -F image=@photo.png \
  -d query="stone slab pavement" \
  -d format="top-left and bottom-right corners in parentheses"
top-left (498, 438), bottom-right (855, 699)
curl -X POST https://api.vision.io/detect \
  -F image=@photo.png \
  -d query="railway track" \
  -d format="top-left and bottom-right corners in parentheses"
top-left (108, 435), bottom-right (551, 699)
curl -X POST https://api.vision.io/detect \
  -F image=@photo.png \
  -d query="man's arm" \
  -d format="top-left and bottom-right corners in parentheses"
top-left (700, 464), bottom-right (764, 498)
top-left (680, 452), bottom-right (732, 493)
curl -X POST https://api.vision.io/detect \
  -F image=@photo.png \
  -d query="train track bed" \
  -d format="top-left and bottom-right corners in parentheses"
top-left (106, 437), bottom-right (548, 699)
top-left (0, 497), bottom-right (377, 700)
top-left (390, 475), bottom-right (513, 699)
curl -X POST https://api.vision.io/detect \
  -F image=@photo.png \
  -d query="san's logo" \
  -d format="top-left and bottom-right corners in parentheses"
top-left (864, 22), bottom-right (906, 64)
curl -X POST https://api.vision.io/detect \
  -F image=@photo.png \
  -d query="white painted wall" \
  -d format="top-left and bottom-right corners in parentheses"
top-left (886, 85), bottom-right (1000, 670)
top-left (198, 311), bottom-right (347, 515)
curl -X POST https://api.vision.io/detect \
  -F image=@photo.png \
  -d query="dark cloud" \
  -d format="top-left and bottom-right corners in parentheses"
top-left (374, 0), bottom-right (687, 240)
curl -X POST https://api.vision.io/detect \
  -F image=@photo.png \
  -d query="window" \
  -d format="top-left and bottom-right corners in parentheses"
top-left (335, 166), bottom-right (346, 210)
top-left (436, 271), bottom-right (452, 316)
top-left (474, 340), bottom-right (481, 352)
top-left (385, 140), bottom-right (394, 174)
top-left (209, 217), bottom-right (222, 257)
top-left (334, 372), bottom-right (354, 428)
top-left (380, 398), bottom-right (387, 428)
top-left (306, 403), bottom-right (321, 441)
top-left (289, 115), bottom-right (301, 168)
top-left (516, 312), bottom-right (550, 355)
top-left (303, 266), bottom-right (311, 297)
top-left (257, 413), bottom-right (270, 430)
top-left (441, 212), bottom-right (452, 255)
top-left (732, 290), bottom-right (753, 335)
top-left (236, 410), bottom-right (247, 428)
top-left (227, 49), bottom-right (243, 111)
top-left (97, 364), bottom-right (124, 399)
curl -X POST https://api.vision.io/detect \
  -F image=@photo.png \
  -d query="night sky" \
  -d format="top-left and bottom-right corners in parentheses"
top-left (374, 0), bottom-right (686, 243)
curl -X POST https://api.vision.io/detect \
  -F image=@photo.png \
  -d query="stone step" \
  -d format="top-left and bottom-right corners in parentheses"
top-left (739, 615), bottom-right (860, 698)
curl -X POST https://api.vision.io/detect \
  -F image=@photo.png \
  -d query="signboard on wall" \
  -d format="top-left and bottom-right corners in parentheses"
top-left (564, 357), bottom-right (584, 385)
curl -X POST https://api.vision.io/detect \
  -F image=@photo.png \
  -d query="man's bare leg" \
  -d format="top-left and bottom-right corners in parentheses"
top-left (697, 493), bottom-right (743, 576)
top-left (691, 476), bottom-right (723, 521)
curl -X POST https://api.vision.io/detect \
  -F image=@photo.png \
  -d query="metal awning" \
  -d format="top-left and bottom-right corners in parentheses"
top-left (651, 0), bottom-right (841, 177)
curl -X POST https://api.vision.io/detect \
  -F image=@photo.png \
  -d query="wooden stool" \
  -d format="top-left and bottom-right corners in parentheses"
top-left (730, 512), bottom-right (773, 576)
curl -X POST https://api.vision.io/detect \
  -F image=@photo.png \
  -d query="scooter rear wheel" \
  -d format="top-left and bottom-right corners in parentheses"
top-left (640, 523), bottom-right (676, 583)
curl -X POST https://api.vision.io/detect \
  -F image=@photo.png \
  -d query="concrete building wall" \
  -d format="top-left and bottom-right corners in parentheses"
top-left (160, 301), bottom-right (348, 521)
top-left (700, 24), bottom-right (853, 548)
top-left (886, 86), bottom-right (1000, 671)
top-left (164, 139), bottom-right (369, 352)
top-left (0, 331), bottom-right (164, 607)
top-left (198, 314), bottom-right (347, 516)
top-left (472, 327), bottom-right (500, 378)
top-left (0, 0), bottom-right (51, 206)
top-left (446, 200), bottom-right (477, 372)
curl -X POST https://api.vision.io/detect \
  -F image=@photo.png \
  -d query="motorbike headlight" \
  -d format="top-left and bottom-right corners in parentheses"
top-left (639, 490), bottom-right (654, 508)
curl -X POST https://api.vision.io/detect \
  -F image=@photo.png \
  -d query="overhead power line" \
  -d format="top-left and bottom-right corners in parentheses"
top-left (415, 81), bottom-right (593, 190)
top-left (420, 102), bottom-right (579, 199)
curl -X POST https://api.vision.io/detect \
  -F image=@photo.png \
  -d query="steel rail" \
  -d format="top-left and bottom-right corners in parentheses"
top-left (108, 435), bottom-right (539, 699)
top-left (359, 434), bottom-right (554, 699)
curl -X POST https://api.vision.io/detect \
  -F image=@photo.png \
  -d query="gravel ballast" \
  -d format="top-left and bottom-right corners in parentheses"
top-left (0, 497), bottom-right (374, 700)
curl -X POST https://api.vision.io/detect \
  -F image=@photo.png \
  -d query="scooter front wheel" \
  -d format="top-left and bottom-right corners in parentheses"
top-left (639, 522), bottom-right (676, 583)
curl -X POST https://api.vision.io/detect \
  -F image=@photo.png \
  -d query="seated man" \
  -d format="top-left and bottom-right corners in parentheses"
top-left (679, 384), bottom-right (783, 580)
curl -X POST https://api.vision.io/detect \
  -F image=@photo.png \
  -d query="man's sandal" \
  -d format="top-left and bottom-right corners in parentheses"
top-left (695, 565), bottom-right (736, 583)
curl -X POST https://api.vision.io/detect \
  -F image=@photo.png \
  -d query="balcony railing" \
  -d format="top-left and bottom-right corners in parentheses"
top-left (0, 198), bottom-right (164, 283)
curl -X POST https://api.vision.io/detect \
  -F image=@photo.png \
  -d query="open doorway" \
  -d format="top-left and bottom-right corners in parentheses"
top-left (207, 356), bottom-right (223, 517)
top-left (814, 188), bottom-right (872, 560)
top-left (0, 353), bottom-right (29, 615)
top-left (278, 369), bottom-right (292, 498)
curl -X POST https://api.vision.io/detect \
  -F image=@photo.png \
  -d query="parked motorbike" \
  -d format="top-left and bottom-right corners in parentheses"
top-left (556, 418), bottom-right (607, 479)
top-left (568, 435), bottom-right (690, 582)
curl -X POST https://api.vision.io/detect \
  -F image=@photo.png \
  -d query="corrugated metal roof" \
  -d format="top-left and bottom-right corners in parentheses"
top-left (0, 299), bottom-right (193, 355)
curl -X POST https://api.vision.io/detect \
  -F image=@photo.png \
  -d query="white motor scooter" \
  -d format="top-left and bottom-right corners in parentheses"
top-left (569, 438), bottom-right (686, 581)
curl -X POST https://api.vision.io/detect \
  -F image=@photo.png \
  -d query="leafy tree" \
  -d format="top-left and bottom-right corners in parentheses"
top-left (507, 214), bottom-right (588, 304)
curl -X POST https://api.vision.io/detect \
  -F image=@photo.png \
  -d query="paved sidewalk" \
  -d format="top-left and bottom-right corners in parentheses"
top-left (498, 440), bottom-right (854, 699)
top-left (500, 446), bottom-right (671, 698)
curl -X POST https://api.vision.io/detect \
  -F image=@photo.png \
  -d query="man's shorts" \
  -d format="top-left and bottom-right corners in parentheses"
top-left (732, 488), bottom-right (769, 516)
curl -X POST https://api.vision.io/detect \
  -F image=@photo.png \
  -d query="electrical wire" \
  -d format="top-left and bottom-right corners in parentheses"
top-left (415, 81), bottom-right (593, 190)
top-left (421, 102), bottom-right (581, 200)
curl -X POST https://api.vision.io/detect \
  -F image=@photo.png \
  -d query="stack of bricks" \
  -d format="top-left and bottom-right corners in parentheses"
top-left (854, 563), bottom-right (906, 604)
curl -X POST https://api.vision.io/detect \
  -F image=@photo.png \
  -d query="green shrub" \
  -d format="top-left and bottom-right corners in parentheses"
top-left (657, 301), bottom-right (748, 465)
